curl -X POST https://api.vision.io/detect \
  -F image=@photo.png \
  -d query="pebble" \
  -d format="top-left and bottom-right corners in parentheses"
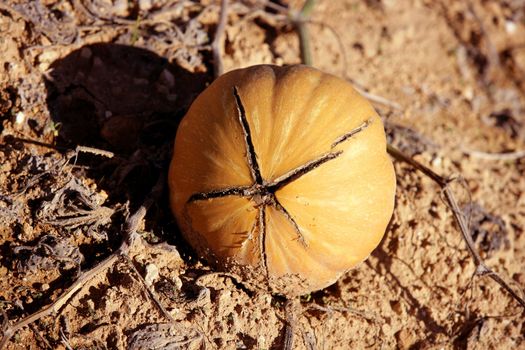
top-left (172, 275), bottom-right (183, 290)
top-left (505, 20), bottom-right (517, 34)
top-left (139, 0), bottom-right (152, 11)
top-left (15, 111), bottom-right (25, 125)
top-left (144, 263), bottom-right (159, 286)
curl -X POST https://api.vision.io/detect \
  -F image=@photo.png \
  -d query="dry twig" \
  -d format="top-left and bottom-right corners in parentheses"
top-left (461, 148), bottom-right (525, 161)
top-left (387, 144), bottom-right (525, 310)
top-left (276, 0), bottom-right (401, 109)
top-left (282, 299), bottom-right (297, 350)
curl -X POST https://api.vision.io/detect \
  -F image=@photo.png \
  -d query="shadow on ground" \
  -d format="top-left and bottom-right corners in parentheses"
top-left (44, 42), bottom-right (210, 250)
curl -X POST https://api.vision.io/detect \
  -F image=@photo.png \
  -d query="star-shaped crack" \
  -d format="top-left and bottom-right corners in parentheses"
top-left (187, 86), bottom-right (371, 275)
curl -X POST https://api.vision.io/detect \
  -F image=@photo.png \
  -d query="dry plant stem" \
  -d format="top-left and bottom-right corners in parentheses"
top-left (75, 145), bottom-right (115, 159)
top-left (0, 176), bottom-right (172, 348)
top-left (10, 137), bottom-right (121, 167)
top-left (120, 253), bottom-right (175, 323)
top-left (29, 324), bottom-right (52, 350)
top-left (186, 88), bottom-right (370, 279)
top-left (351, 85), bottom-right (402, 110)
top-left (387, 144), bottom-right (525, 310)
top-left (283, 299), bottom-right (297, 350)
top-left (291, 0), bottom-right (316, 66)
top-left (289, 1), bottom-right (402, 110)
top-left (462, 149), bottom-right (525, 161)
top-left (212, 0), bottom-right (229, 78)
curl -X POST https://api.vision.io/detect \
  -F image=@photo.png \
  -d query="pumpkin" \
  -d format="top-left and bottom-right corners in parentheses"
top-left (168, 64), bottom-right (396, 296)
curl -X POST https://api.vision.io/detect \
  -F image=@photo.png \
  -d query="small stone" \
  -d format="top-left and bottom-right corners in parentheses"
top-left (431, 156), bottom-right (442, 168)
top-left (396, 328), bottom-right (416, 348)
top-left (15, 111), bottom-right (25, 125)
top-left (172, 276), bottom-right (183, 290)
top-left (462, 86), bottom-right (474, 101)
top-left (390, 300), bottom-right (403, 315)
top-left (39, 50), bottom-right (59, 63)
top-left (512, 272), bottom-right (525, 285)
top-left (113, 0), bottom-right (129, 17)
top-left (381, 323), bottom-right (392, 336)
top-left (505, 20), bottom-right (517, 34)
top-left (144, 263), bottom-right (159, 287)
top-left (139, 0), bottom-right (152, 11)
top-left (257, 336), bottom-right (267, 349)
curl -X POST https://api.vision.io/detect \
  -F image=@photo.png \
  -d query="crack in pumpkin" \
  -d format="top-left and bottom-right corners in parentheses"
top-left (233, 86), bottom-right (263, 185)
top-left (185, 87), bottom-right (372, 277)
top-left (188, 185), bottom-right (250, 202)
top-left (257, 205), bottom-right (268, 277)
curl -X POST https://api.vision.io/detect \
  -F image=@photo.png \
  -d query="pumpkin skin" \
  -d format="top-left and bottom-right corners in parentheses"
top-left (169, 64), bottom-right (396, 296)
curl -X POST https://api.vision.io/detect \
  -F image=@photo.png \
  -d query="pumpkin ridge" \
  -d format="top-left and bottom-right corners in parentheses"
top-left (266, 66), bottom-right (325, 178)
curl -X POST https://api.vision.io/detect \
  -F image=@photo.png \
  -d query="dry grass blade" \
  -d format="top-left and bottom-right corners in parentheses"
top-left (461, 149), bottom-right (525, 161)
top-left (37, 176), bottom-right (115, 239)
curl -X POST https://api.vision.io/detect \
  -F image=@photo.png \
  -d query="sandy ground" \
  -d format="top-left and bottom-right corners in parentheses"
top-left (0, 0), bottom-right (524, 349)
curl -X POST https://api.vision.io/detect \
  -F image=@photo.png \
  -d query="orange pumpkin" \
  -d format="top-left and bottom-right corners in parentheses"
top-left (169, 65), bottom-right (396, 296)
